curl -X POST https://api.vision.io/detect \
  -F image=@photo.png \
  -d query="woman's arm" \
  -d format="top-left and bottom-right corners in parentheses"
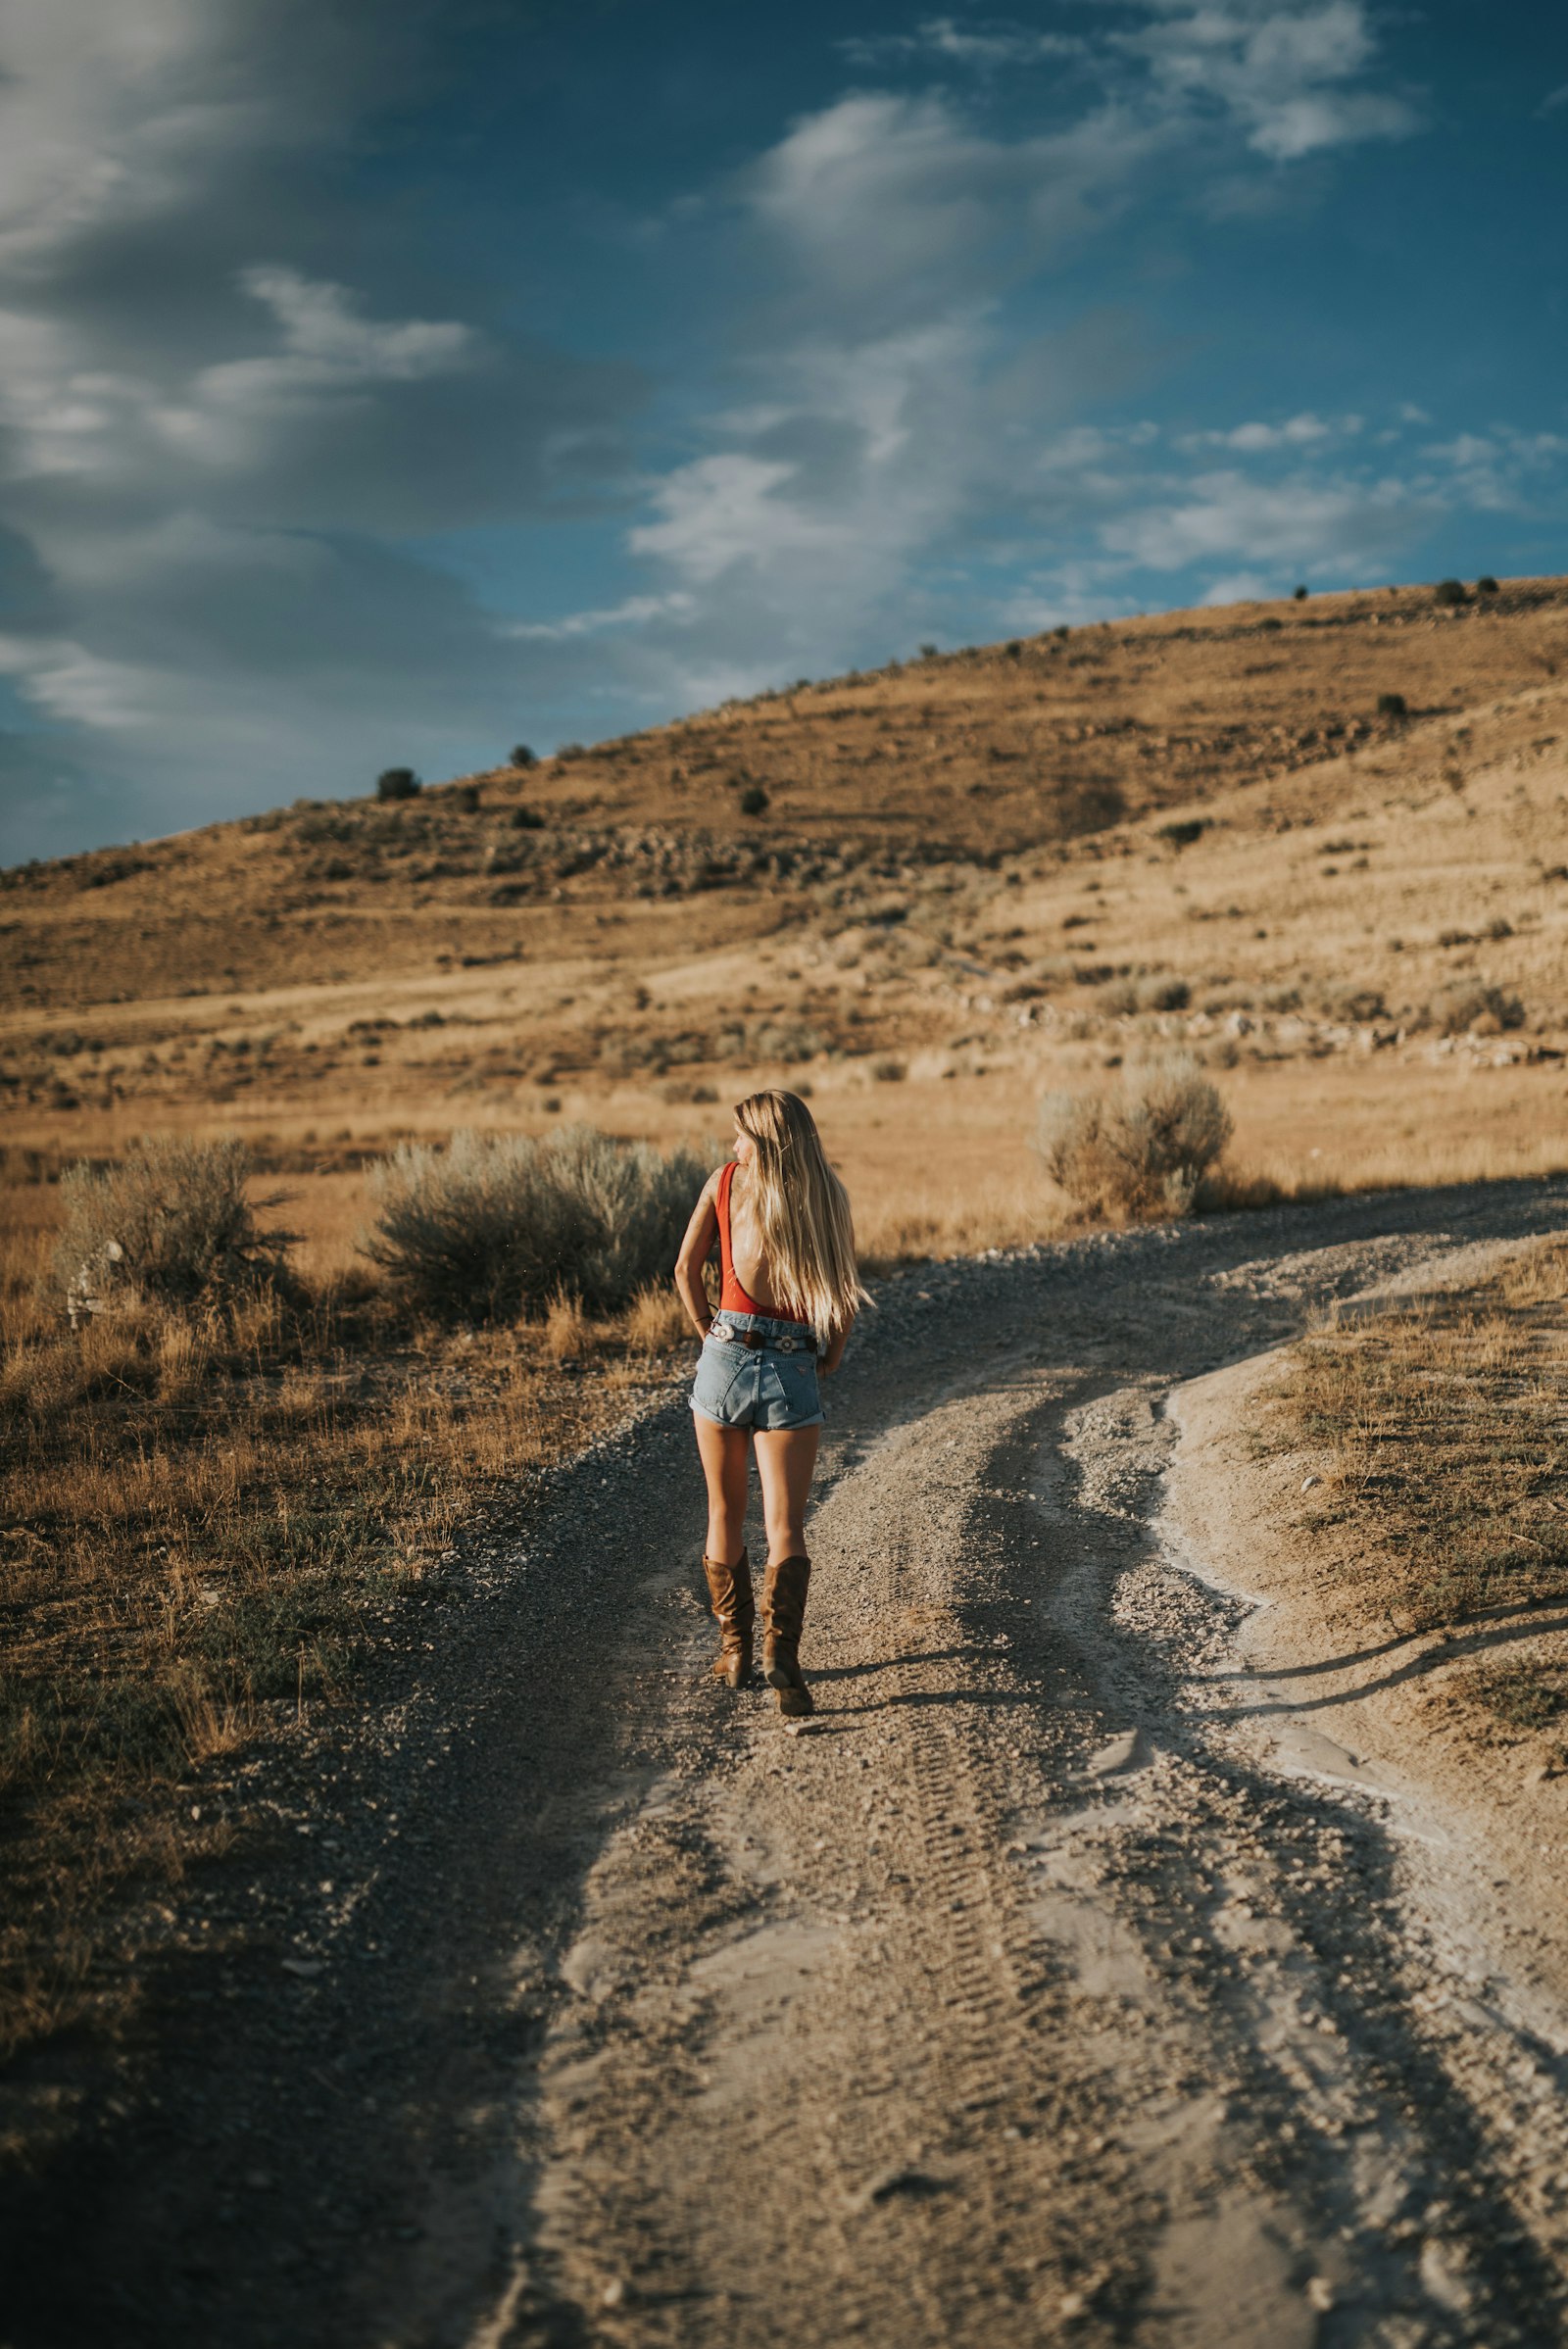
top-left (672, 1176), bottom-right (720, 1338)
top-left (820, 1311), bottom-right (855, 1375)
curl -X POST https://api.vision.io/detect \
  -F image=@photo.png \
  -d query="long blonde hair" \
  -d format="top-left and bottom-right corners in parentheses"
top-left (732, 1089), bottom-right (870, 1340)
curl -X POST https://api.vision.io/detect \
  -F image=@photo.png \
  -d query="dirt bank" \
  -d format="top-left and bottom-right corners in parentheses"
top-left (7, 1178), bottom-right (1568, 2348)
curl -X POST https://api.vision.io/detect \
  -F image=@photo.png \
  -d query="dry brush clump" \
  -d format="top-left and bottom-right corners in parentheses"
top-left (1425, 981), bottom-right (1526, 1037)
top-left (364, 1123), bottom-right (710, 1323)
top-left (52, 1134), bottom-right (297, 1322)
top-left (1035, 1052), bottom-right (1233, 1220)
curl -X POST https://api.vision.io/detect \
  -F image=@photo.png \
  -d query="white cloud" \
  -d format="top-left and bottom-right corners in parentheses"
top-left (1418, 426), bottom-right (1568, 513)
top-left (1100, 466), bottom-right (1421, 569)
top-left (150, 267), bottom-right (481, 470)
top-left (628, 455), bottom-right (840, 584)
top-left (744, 90), bottom-right (1169, 316)
top-left (506, 592), bottom-right (697, 641)
top-left (1175, 411), bottom-right (1348, 452)
top-left (838, 18), bottom-right (1086, 71)
top-left (0, 631), bottom-right (160, 727)
top-left (1200, 571), bottom-right (1278, 605)
top-left (1114, 1), bottom-right (1421, 160)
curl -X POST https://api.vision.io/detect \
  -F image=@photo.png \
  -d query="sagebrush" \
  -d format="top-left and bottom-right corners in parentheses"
top-left (1036, 1052), bottom-right (1232, 1219)
top-left (53, 1137), bottom-right (294, 1316)
top-left (365, 1124), bottom-right (711, 1321)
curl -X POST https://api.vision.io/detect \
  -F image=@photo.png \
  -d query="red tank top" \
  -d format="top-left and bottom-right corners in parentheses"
top-left (716, 1160), bottom-right (808, 1325)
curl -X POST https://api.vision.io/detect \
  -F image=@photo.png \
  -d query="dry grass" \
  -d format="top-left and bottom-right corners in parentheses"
top-left (1275, 1239), bottom-right (1568, 1737)
top-left (0, 1200), bottom-right (692, 2060)
top-left (7, 573), bottom-right (1568, 2060)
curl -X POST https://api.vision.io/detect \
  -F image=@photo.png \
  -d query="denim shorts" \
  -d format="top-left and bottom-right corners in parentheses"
top-left (691, 1312), bottom-right (826, 1432)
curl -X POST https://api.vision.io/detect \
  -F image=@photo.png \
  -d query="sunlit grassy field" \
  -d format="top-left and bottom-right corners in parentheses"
top-left (4, 572), bottom-right (1567, 2061)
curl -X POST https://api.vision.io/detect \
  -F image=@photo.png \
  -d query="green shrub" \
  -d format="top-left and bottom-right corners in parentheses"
top-left (1294, 584), bottom-right (1307, 601)
top-left (1157, 818), bottom-right (1207, 850)
top-left (54, 1138), bottom-right (295, 1317)
top-left (1035, 1052), bottom-right (1232, 1219)
top-left (1138, 975), bottom-right (1191, 1012)
top-left (1377, 692), bottom-right (1407, 719)
top-left (511, 744), bottom-right (537, 767)
top-left (739, 785), bottom-right (769, 816)
top-left (1433, 578), bottom-right (1467, 608)
top-left (376, 766), bottom-right (420, 802)
top-left (1476, 575), bottom-right (1499, 596)
top-left (363, 1125), bottom-right (710, 1322)
top-left (870, 1056), bottom-right (907, 1083)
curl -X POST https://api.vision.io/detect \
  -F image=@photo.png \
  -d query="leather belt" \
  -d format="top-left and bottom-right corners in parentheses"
top-left (710, 1319), bottom-right (817, 1353)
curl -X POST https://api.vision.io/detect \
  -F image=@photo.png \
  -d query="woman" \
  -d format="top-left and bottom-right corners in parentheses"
top-left (674, 1089), bottom-right (868, 1718)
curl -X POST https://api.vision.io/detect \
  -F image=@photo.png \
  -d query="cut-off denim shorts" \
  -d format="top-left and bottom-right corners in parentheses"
top-left (691, 1311), bottom-right (826, 1433)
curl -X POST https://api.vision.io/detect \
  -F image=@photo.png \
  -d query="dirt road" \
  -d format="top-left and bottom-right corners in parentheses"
top-left (9, 1179), bottom-right (1568, 2349)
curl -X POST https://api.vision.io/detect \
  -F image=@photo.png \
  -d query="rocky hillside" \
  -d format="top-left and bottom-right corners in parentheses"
top-left (6, 575), bottom-right (1566, 1015)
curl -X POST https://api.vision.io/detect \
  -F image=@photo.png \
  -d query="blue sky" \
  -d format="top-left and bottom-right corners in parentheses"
top-left (0, 0), bottom-right (1563, 862)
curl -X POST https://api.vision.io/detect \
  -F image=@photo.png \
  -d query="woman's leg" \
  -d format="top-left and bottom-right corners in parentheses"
top-left (754, 1426), bottom-right (821, 1717)
top-left (694, 1414), bottom-right (752, 1563)
top-left (695, 1416), bottom-right (756, 1687)
top-left (753, 1426), bottom-right (821, 1562)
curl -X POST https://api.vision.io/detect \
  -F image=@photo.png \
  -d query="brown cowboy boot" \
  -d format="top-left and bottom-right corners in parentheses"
top-left (761, 1553), bottom-right (814, 1718)
top-left (702, 1546), bottom-right (754, 1688)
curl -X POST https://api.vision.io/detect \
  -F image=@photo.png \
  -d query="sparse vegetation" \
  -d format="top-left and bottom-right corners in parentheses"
top-left (1157, 818), bottom-right (1208, 850)
top-left (1277, 1238), bottom-right (1568, 1641)
top-left (1377, 692), bottom-right (1408, 718)
top-left (1035, 1052), bottom-right (1232, 1219)
top-left (376, 766), bottom-right (421, 802)
top-left (8, 573), bottom-right (1568, 2094)
top-left (0, 1139), bottom-right (699, 2056)
top-left (1427, 981), bottom-right (1526, 1036)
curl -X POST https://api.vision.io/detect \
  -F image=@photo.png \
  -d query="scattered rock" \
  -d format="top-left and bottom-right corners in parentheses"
top-left (1085, 1729), bottom-right (1148, 1778)
top-left (864, 2165), bottom-right (949, 2206)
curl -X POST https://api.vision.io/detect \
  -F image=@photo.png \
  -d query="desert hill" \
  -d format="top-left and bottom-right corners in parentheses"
top-left (3, 572), bottom-right (1567, 1263)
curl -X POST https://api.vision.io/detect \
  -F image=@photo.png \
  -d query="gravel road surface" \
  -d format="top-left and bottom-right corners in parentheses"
top-left (8, 1177), bottom-right (1568, 2349)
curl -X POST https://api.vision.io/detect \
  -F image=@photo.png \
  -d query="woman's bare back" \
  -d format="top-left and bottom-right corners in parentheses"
top-left (724, 1163), bottom-right (786, 1314)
